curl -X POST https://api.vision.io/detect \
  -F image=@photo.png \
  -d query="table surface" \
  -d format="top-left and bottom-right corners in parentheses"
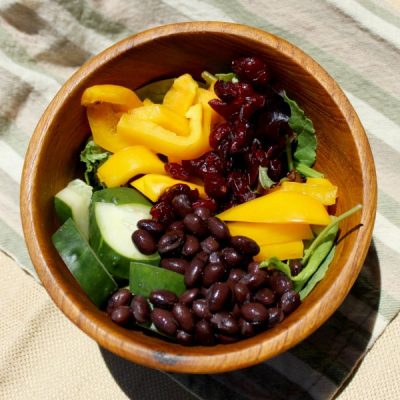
top-left (0, 0), bottom-right (399, 399)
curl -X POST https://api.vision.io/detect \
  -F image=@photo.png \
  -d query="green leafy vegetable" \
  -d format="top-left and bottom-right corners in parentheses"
top-left (260, 257), bottom-right (291, 276)
top-left (80, 139), bottom-right (110, 188)
top-left (201, 71), bottom-right (217, 87)
top-left (302, 204), bottom-right (362, 264)
top-left (258, 166), bottom-right (276, 189)
top-left (284, 93), bottom-right (317, 168)
top-left (215, 72), bottom-right (238, 82)
top-left (135, 78), bottom-right (175, 103)
top-left (295, 163), bottom-right (324, 178)
top-left (299, 246), bottom-right (336, 300)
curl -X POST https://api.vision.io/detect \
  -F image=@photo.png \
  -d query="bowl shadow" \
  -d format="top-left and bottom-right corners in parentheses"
top-left (100, 241), bottom-right (380, 400)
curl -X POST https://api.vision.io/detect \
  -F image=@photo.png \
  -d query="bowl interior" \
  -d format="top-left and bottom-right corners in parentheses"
top-left (21, 22), bottom-right (376, 373)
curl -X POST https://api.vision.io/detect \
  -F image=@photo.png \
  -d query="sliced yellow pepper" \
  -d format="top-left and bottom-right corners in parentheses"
top-left (254, 241), bottom-right (304, 262)
top-left (97, 145), bottom-right (165, 187)
top-left (163, 74), bottom-right (198, 115)
top-left (86, 104), bottom-right (133, 153)
top-left (306, 177), bottom-right (334, 186)
top-left (117, 103), bottom-right (207, 160)
top-left (81, 84), bottom-right (142, 112)
top-left (129, 104), bottom-right (190, 136)
top-left (217, 191), bottom-right (331, 225)
top-left (131, 174), bottom-right (206, 202)
top-left (227, 222), bottom-right (313, 245)
top-left (142, 98), bottom-right (154, 106)
top-left (277, 181), bottom-right (338, 206)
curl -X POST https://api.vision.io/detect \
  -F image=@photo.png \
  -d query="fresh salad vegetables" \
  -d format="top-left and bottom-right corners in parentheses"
top-left (52, 56), bottom-right (362, 346)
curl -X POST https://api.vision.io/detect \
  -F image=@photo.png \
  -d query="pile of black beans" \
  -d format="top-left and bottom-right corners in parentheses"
top-left (107, 184), bottom-right (301, 346)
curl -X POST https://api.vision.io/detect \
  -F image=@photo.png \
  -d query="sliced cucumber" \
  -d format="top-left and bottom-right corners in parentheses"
top-left (54, 179), bottom-right (92, 238)
top-left (90, 187), bottom-right (160, 279)
top-left (129, 262), bottom-right (186, 297)
top-left (52, 218), bottom-right (117, 307)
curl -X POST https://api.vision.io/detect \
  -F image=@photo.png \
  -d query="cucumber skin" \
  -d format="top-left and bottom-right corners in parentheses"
top-left (54, 197), bottom-right (72, 224)
top-left (89, 187), bottom-right (160, 279)
top-left (92, 187), bottom-right (150, 206)
top-left (129, 262), bottom-right (186, 297)
top-left (52, 218), bottom-right (117, 308)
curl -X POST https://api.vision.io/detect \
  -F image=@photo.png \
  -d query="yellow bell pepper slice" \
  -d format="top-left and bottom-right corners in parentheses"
top-left (129, 104), bottom-right (190, 136)
top-left (117, 103), bottom-right (207, 160)
top-left (131, 174), bottom-right (206, 202)
top-left (86, 104), bottom-right (133, 153)
top-left (277, 181), bottom-right (338, 206)
top-left (254, 241), bottom-right (304, 262)
top-left (163, 74), bottom-right (198, 115)
top-left (306, 177), bottom-right (334, 186)
top-left (97, 145), bottom-right (165, 187)
top-left (227, 222), bottom-right (313, 245)
top-left (142, 98), bottom-right (154, 106)
top-left (217, 191), bottom-right (331, 225)
top-left (81, 84), bottom-right (142, 112)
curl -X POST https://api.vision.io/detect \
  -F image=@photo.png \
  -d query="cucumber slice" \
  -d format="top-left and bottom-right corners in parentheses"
top-left (129, 262), bottom-right (186, 297)
top-left (52, 218), bottom-right (117, 307)
top-left (90, 187), bottom-right (160, 279)
top-left (54, 179), bottom-right (92, 238)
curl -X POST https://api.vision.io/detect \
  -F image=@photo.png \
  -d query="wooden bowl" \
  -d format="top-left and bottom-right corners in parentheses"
top-left (20, 22), bottom-right (376, 373)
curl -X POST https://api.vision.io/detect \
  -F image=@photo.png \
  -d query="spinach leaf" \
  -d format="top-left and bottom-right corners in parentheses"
top-left (135, 78), bottom-right (175, 103)
top-left (284, 93), bottom-right (317, 167)
top-left (260, 257), bottom-right (291, 277)
top-left (299, 246), bottom-right (336, 300)
top-left (294, 163), bottom-right (324, 178)
top-left (258, 166), bottom-right (276, 189)
top-left (80, 139), bottom-right (110, 189)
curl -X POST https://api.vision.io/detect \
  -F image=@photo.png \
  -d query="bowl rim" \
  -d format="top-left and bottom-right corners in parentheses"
top-left (20, 21), bottom-right (377, 373)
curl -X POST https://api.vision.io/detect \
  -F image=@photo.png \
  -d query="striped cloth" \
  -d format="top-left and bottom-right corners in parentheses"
top-left (0, 1), bottom-right (399, 399)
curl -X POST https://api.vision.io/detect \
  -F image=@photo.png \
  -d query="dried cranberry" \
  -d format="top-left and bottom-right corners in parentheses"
top-left (150, 201), bottom-right (175, 226)
top-left (214, 81), bottom-right (255, 102)
top-left (268, 158), bottom-right (283, 182)
top-left (232, 56), bottom-right (270, 86)
top-left (209, 122), bottom-right (233, 148)
top-left (227, 172), bottom-right (250, 197)
top-left (239, 94), bottom-right (265, 120)
top-left (209, 98), bottom-right (243, 120)
top-left (159, 184), bottom-right (191, 203)
top-left (165, 162), bottom-right (191, 180)
top-left (192, 198), bottom-right (218, 213)
top-left (203, 173), bottom-right (228, 199)
top-left (182, 151), bottom-right (225, 179)
top-left (230, 120), bottom-right (254, 153)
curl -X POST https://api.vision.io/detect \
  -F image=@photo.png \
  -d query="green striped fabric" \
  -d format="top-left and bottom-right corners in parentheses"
top-left (0, 0), bottom-right (399, 398)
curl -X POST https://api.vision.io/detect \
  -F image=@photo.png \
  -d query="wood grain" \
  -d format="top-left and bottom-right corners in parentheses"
top-left (20, 22), bottom-right (377, 373)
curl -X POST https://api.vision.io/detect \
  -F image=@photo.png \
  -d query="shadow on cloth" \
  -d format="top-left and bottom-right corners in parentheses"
top-left (100, 241), bottom-right (380, 400)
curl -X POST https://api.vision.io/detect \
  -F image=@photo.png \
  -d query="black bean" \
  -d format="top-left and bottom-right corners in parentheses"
top-left (107, 288), bottom-right (132, 314)
top-left (157, 231), bottom-right (185, 256)
top-left (230, 236), bottom-right (260, 256)
top-left (221, 247), bottom-right (243, 267)
top-left (289, 259), bottom-right (303, 276)
top-left (245, 271), bottom-right (269, 290)
top-left (228, 268), bottom-right (246, 283)
top-left (130, 295), bottom-right (151, 324)
top-left (111, 306), bottom-right (133, 326)
top-left (269, 271), bottom-right (294, 295)
top-left (207, 282), bottom-right (232, 312)
top-left (267, 307), bottom-right (284, 327)
top-left (182, 235), bottom-right (200, 257)
top-left (137, 219), bottom-right (164, 237)
top-left (192, 299), bottom-right (212, 320)
top-left (247, 261), bottom-right (260, 274)
top-left (151, 308), bottom-right (178, 336)
top-left (194, 251), bottom-right (209, 264)
top-left (179, 288), bottom-right (200, 306)
top-left (241, 302), bottom-right (268, 323)
top-left (239, 318), bottom-right (256, 337)
top-left (184, 258), bottom-right (204, 287)
top-left (172, 194), bottom-right (193, 217)
top-left (176, 330), bottom-right (194, 346)
top-left (210, 312), bottom-right (239, 335)
top-left (132, 229), bottom-right (157, 255)
top-left (168, 221), bottom-right (185, 232)
top-left (200, 236), bottom-right (220, 254)
top-left (207, 217), bottom-right (230, 241)
top-left (194, 206), bottom-right (211, 220)
top-left (149, 290), bottom-right (178, 309)
top-left (173, 303), bottom-right (194, 333)
top-left (254, 288), bottom-right (275, 306)
top-left (202, 262), bottom-right (226, 287)
top-left (183, 213), bottom-right (208, 236)
top-left (208, 251), bottom-right (222, 264)
top-left (161, 258), bottom-right (188, 274)
top-left (233, 282), bottom-right (251, 304)
top-left (195, 320), bottom-right (214, 346)
top-left (278, 290), bottom-right (301, 315)
top-left (232, 303), bottom-right (241, 319)
top-left (215, 334), bottom-right (239, 344)
top-left (200, 286), bottom-right (210, 298)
